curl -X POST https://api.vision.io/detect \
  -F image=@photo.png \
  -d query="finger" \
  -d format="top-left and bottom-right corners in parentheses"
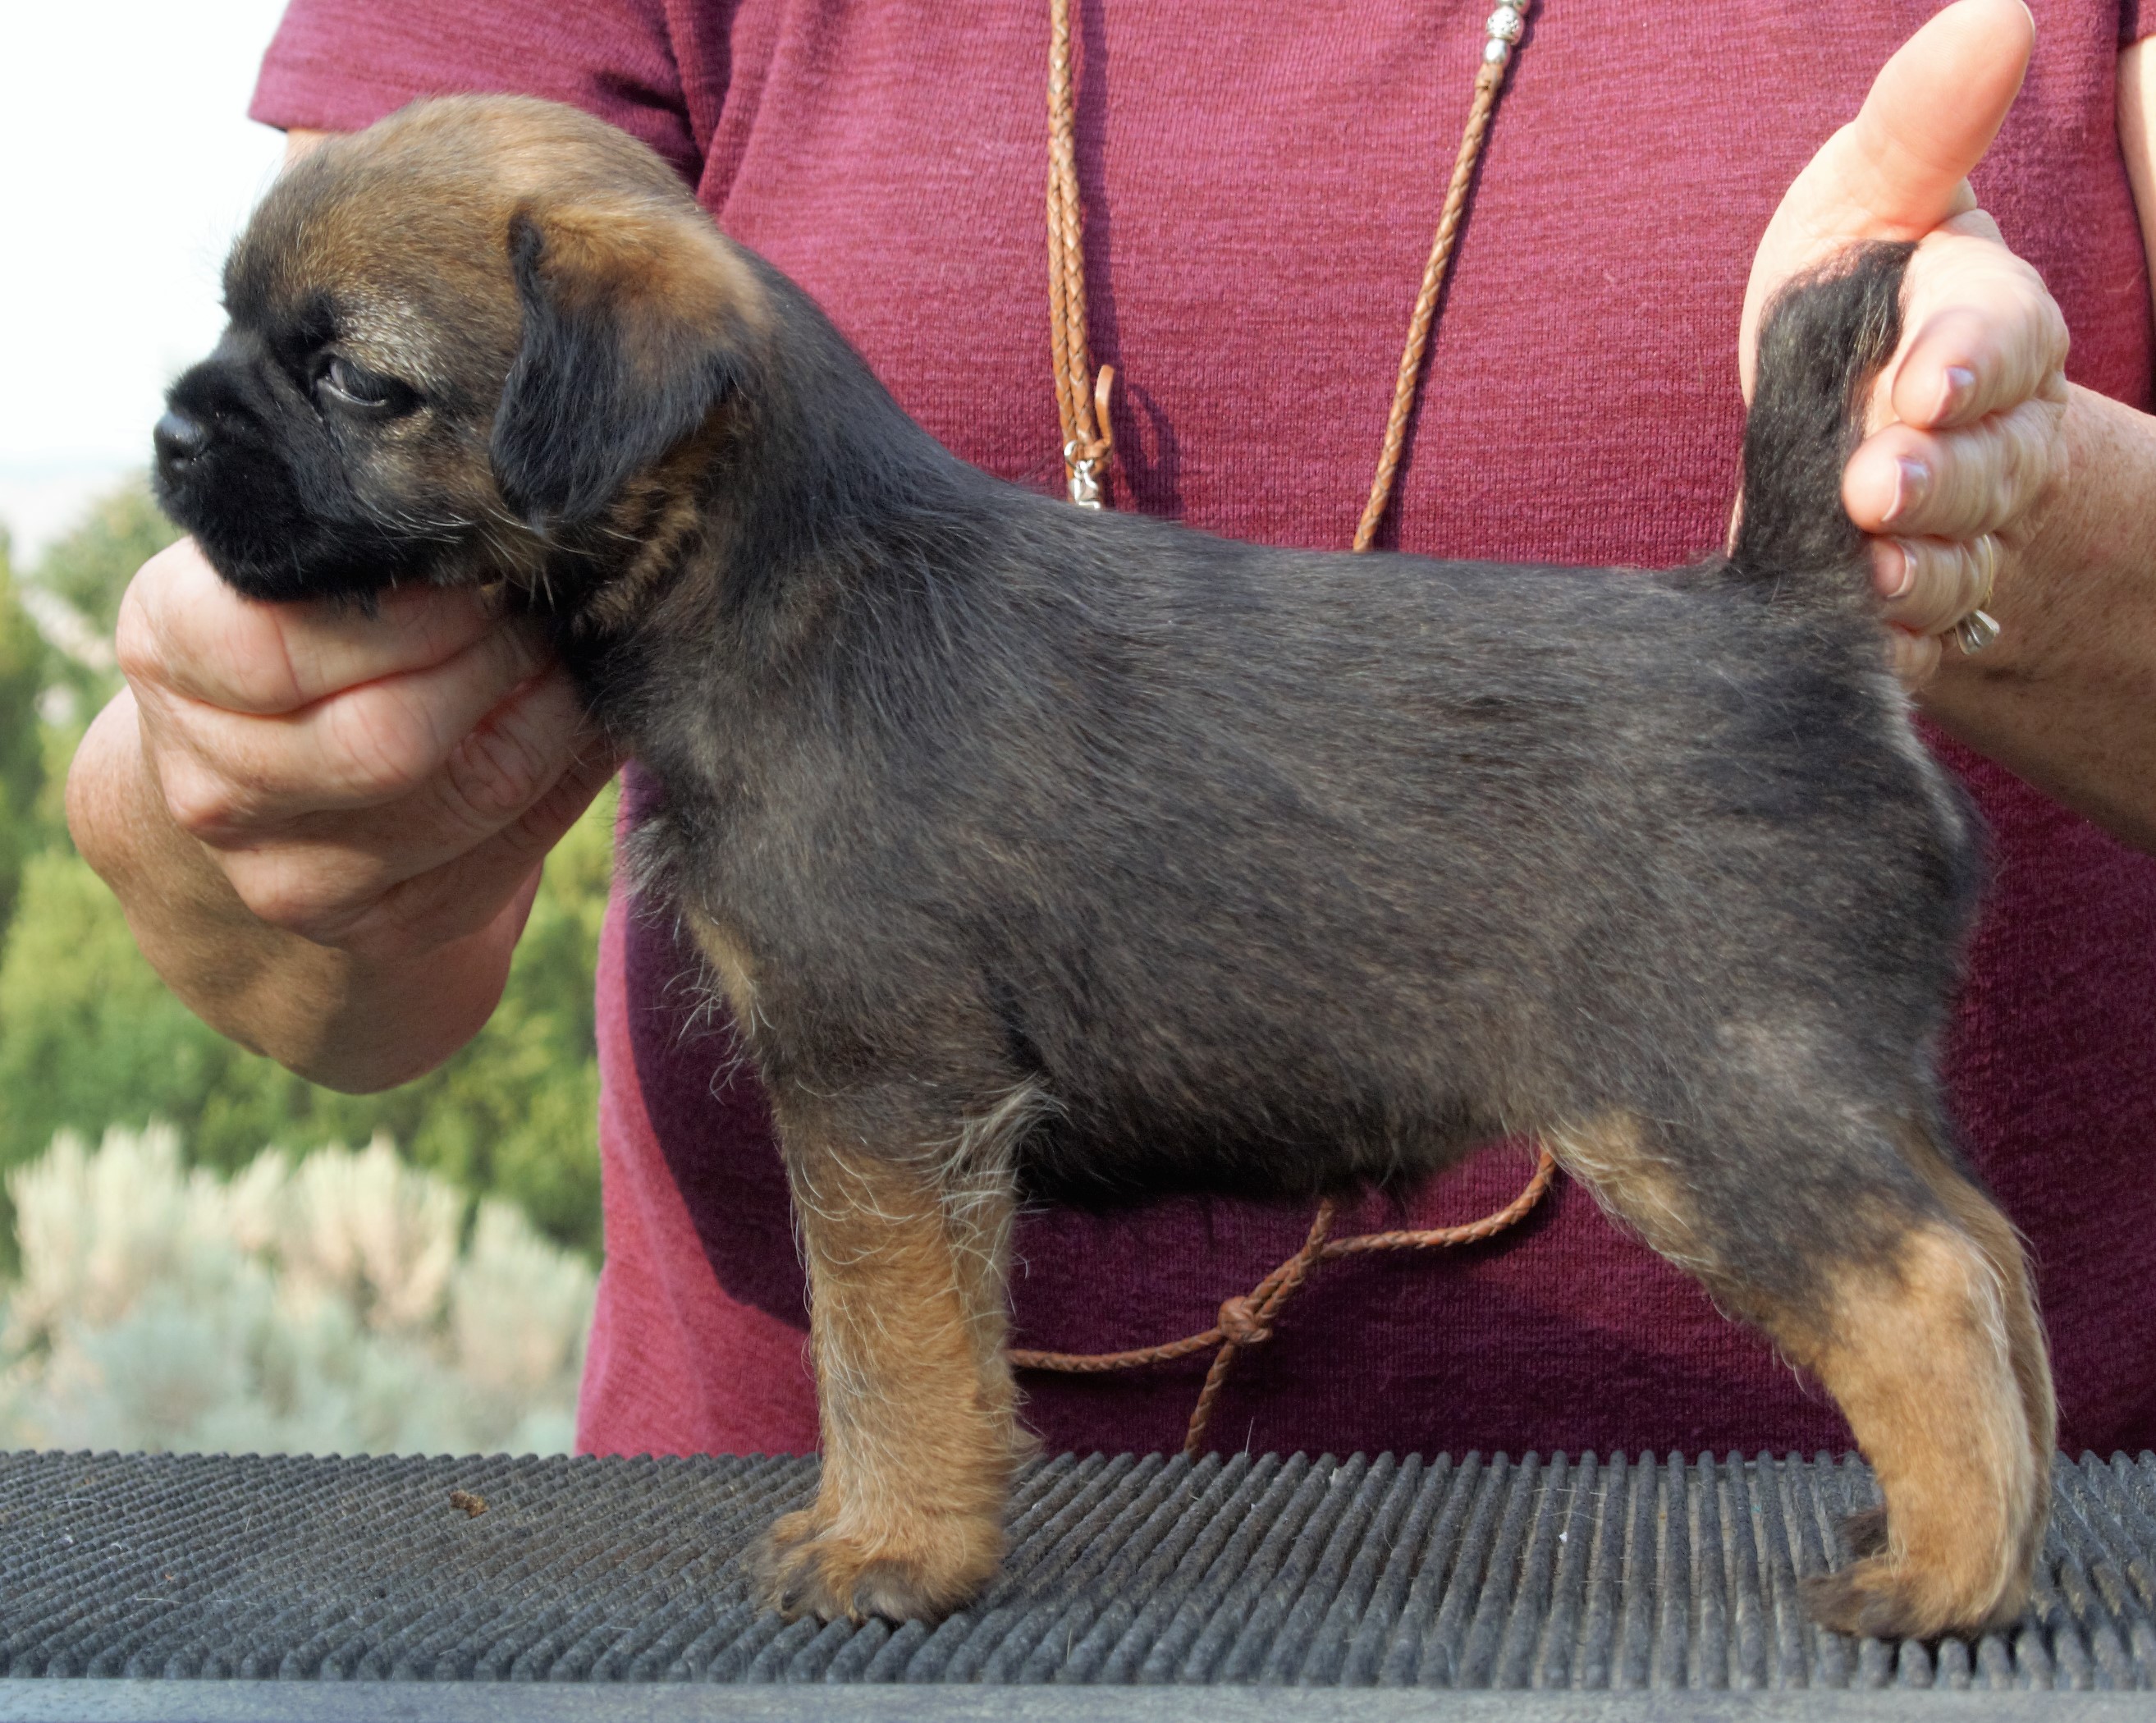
top-left (1886, 624), bottom-right (1944, 690)
top-left (1835, 0), bottom-right (2031, 234)
top-left (462, 740), bottom-right (623, 887)
top-left (121, 540), bottom-right (503, 715)
top-left (436, 666), bottom-right (616, 841)
top-left (148, 621), bottom-right (555, 835)
top-left (1936, 207), bottom-right (2007, 246)
top-left (1843, 396), bottom-right (2061, 540)
top-left (1738, 0), bottom-right (2033, 396)
top-left (318, 748), bottom-right (620, 955)
top-left (208, 667), bottom-right (612, 925)
top-left (1870, 534), bottom-right (2000, 635)
top-left (1888, 244), bottom-right (2069, 430)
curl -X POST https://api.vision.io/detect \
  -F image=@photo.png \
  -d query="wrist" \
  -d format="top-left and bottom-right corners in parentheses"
top-left (68, 691), bottom-right (262, 970)
top-left (66, 688), bottom-right (526, 1091)
top-left (263, 882), bottom-right (533, 1091)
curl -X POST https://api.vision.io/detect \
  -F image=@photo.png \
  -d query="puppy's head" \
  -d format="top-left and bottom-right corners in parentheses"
top-left (154, 95), bottom-right (767, 607)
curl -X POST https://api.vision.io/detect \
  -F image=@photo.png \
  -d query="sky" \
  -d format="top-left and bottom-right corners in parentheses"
top-left (1, 0), bottom-right (291, 561)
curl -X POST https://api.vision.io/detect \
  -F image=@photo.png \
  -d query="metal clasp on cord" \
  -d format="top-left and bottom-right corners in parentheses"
top-left (1064, 441), bottom-right (1104, 509)
top-left (1061, 367), bottom-right (1115, 510)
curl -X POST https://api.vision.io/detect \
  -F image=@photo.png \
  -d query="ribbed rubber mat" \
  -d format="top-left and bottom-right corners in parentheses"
top-left (0, 1450), bottom-right (2150, 1689)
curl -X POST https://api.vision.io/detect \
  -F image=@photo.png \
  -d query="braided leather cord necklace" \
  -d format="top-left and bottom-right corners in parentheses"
top-left (1014, 0), bottom-right (1561, 1457)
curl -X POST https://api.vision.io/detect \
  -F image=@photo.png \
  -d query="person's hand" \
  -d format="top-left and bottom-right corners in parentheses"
top-left (112, 538), bottom-right (616, 960)
top-left (69, 537), bottom-right (616, 1088)
top-left (1741, 0), bottom-right (2067, 687)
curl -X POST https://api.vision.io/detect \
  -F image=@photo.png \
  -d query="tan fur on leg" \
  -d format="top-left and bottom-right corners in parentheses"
top-left (1549, 1106), bottom-right (2048, 1638)
top-left (759, 1133), bottom-right (1023, 1622)
top-left (1794, 1219), bottom-right (2042, 1638)
top-left (941, 1084), bottom-right (1049, 1430)
top-left (1900, 1120), bottom-right (2057, 1513)
top-left (1802, 1121), bottom-right (2052, 1647)
top-left (1546, 1110), bottom-right (1711, 1274)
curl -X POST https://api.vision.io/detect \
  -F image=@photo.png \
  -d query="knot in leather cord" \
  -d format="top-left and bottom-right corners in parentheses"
top-left (1010, 1148), bottom-right (1559, 1457)
top-left (1215, 1295), bottom-right (1274, 1349)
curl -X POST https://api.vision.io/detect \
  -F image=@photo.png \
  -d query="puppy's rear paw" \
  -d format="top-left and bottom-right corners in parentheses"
top-left (1838, 1505), bottom-right (1890, 1562)
top-left (755, 1505), bottom-right (1001, 1623)
top-left (1802, 1553), bottom-right (2027, 1641)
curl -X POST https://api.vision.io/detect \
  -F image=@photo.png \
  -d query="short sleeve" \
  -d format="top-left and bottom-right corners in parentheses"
top-left (249, 0), bottom-right (701, 183)
top-left (2125, 1), bottom-right (2156, 48)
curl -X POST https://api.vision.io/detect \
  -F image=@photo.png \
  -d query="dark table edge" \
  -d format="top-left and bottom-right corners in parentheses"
top-left (0, 1683), bottom-right (2144, 1723)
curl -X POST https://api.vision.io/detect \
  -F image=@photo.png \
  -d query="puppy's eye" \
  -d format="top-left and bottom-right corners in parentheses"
top-left (315, 355), bottom-right (416, 415)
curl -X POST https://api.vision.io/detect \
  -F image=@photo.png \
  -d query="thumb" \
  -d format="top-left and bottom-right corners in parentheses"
top-left (1740, 0), bottom-right (2033, 392)
top-left (1830, 0), bottom-right (2031, 233)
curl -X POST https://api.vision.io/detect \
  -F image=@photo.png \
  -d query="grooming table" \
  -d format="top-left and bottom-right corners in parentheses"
top-left (0, 1449), bottom-right (2149, 1721)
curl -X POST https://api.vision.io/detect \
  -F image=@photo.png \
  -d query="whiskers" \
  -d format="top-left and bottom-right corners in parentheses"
top-left (360, 489), bottom-right (637, 616)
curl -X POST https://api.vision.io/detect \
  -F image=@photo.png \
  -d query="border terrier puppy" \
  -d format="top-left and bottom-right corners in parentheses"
top-left (153, 95), bottom-right (2053, 1639)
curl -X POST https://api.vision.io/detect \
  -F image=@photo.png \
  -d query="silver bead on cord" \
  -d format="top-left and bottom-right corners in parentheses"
top-left (1485, 1), bottom-right (1527, 65)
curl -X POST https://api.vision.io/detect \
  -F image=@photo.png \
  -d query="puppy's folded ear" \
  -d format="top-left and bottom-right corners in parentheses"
top-left (492, 204), bottom-right (752, 529)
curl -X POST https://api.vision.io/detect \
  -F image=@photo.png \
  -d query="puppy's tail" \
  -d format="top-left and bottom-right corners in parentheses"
top-left (1728, 240), bottom-right (1915, 607)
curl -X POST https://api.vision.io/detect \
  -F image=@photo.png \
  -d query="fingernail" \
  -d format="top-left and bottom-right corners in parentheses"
top-left (1877, 539), bottom-right (1916, 600)
top-left (1884, 456), bottom-right (1929, 525)
top-left (1939, 365), bottom-right (1977, 420)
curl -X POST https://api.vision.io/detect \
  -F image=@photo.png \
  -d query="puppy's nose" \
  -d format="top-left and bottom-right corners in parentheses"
top-left (154, 409), bottom-right (210, 468)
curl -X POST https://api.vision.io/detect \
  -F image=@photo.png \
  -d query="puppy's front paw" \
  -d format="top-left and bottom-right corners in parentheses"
top-left (755, 1505), bottom-right (1002, 1623)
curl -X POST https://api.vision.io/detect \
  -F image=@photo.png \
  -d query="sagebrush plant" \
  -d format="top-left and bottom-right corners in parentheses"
top-left (0, 1125), bottom-right (593, 1455)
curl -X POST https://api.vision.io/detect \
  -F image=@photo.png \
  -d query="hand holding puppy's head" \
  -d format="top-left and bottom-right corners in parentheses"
top-left (155, 96), bottom-right (767, 607)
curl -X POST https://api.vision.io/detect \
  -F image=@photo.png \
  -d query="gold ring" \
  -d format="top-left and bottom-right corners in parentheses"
top-left (1968, 532), bottom-right (2000, 614)
top-left (1943, 534), bottom-right (2003, 655)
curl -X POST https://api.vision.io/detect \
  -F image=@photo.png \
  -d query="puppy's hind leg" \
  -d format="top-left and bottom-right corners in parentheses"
top-left (1797, 1108), bottom-right (2053, 1637)
top-left (1549, 1101), bottom-right (2049, 1640)
top-left (759, 1094), bottom-right (1028, 1623)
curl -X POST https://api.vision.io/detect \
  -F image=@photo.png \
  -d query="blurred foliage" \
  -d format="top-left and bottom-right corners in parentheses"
top-left (0, 535), bottom-right (48, 932)
top-left (36, 476), bottom-right (181, 639)
top-left (0, 1125), bottom-right (593, 1455)
top-left (33, 476), bottom-right (176, 748)
top-left (0, 479), bottom-right (610, 1263)
top-left (0, 801), bottom-right (610, 1259)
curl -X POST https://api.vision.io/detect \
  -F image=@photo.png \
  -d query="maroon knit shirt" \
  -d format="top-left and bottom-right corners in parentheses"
top-left (256, 0), bottom-right (2156, 1461)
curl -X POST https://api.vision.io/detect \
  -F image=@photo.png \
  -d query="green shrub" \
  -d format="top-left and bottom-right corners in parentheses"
top-left (0, 541), bottom-right (48, 931)
top-left (21, 478), bottom-right (174, 787)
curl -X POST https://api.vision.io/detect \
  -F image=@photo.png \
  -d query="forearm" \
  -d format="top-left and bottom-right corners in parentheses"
top-left (1920, 382), bottom-right (2156, 850)
top-left (66, 690), bottom-right (524, 1091)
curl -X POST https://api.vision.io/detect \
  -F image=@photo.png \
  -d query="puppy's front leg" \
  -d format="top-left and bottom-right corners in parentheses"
top-left (761, 1113), bottom-right (1021, 1622)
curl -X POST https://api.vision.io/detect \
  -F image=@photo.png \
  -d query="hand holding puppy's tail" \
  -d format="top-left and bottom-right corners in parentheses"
top-left (1732, 241), bottom-right (1916, 603)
